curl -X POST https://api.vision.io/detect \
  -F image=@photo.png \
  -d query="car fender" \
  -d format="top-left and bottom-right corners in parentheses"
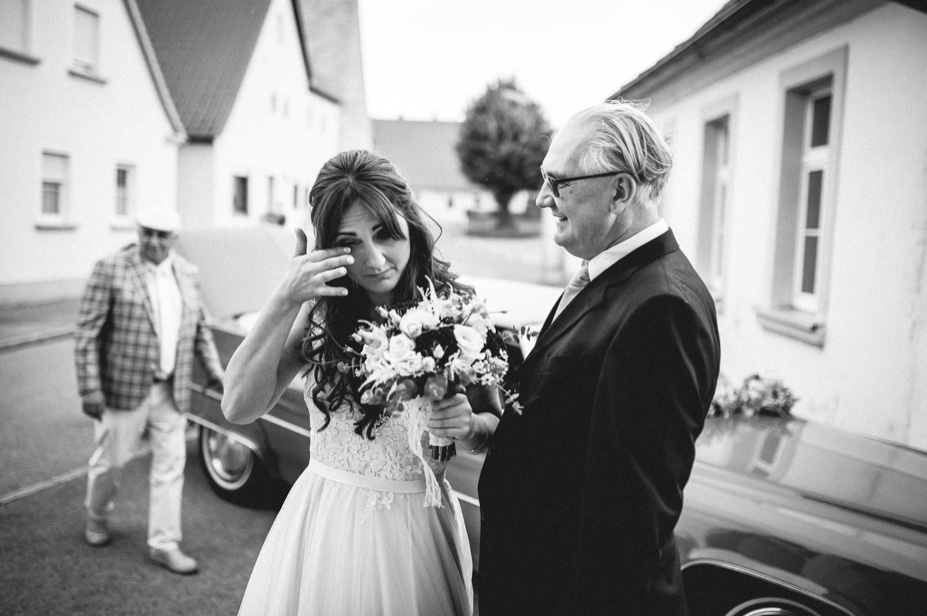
top-left (186, 383), bottom-right (273, 468)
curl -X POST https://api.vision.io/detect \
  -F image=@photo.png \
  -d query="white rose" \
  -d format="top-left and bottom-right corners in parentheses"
top-left (399, 310), bottom-right (424, 338)
top-left (386, 333), bottom-right (416, 361)
top-left (454, 324), bottom-right (485, 362)
top-left (396, 353), bottom-right (424, 377)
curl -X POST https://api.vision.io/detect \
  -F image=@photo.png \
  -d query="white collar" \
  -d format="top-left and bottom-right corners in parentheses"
top-left (146, 252), bottom-right (175, 276)
top-left (587, 219), bottom-right (669, 281)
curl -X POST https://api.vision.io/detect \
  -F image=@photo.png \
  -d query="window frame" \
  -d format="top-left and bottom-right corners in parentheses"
top-left (696, 96), bottom-right (738, 310)
top-left (791, 86), bottom-right (832, 313)
top-left (38, 151), bottom-right (73, 229)
top-left (757, 47), bottom-right (847, 347)
top-left (233, 175), bottom-right (249, 216)
top-left (267, 175), bottom-right (276, 215)
top-left (113, 163), bottom-right (136, 225)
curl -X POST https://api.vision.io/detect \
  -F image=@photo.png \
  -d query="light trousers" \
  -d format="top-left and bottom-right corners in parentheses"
top-left (85, 382), bottom-right (187, 552)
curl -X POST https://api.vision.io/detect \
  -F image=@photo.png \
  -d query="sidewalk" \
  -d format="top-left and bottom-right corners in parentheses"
top-left (0, 298), bottom-right (80, 352)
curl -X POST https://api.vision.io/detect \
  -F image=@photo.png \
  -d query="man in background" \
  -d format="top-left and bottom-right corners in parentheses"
top-left (74, 207), bottom-right (223, 575)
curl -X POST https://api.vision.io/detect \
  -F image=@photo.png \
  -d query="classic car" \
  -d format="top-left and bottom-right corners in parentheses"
top-left (177, 226), bottom-right (927, 616)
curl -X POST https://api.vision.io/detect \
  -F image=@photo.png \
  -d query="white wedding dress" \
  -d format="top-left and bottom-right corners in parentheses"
top-left (237, 381), bottom-right (473, 616)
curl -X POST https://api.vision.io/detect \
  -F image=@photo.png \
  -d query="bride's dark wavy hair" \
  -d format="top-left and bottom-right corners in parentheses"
top-left (299, 150), bottom-right (472, 438)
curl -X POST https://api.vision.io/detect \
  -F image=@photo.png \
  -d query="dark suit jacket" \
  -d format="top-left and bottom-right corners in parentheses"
top-left (478, 230), bottom-right (720, 616)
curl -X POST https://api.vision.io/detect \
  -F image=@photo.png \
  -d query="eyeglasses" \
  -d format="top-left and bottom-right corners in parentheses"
top-left (140, 227), bottom-right (173, 239)
top-left (540, 169), bottom-right (621, 198)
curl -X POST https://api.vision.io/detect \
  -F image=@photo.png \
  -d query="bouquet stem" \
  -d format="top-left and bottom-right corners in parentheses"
top-left (430, 442), bottom-right (456, 462)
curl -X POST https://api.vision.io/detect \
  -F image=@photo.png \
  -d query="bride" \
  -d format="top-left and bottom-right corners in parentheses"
top-left (222, 150), bottom-right (500, 615)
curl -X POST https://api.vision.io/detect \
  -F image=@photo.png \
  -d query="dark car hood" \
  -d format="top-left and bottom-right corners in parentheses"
top-left (175, 225), bottom-right (293, 320)
top-left (695, 416), bottom-right (927, 531)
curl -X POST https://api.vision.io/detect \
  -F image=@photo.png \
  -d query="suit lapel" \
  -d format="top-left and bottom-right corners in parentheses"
top-left (130, 250), bottom-right (157, 334)
top-left (173, 259), bottom-right (196, 331)
top-left (527, 231), bottom-right (680, 359)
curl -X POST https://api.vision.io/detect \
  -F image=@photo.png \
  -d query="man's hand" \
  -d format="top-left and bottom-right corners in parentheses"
top-left (81, 391), bottom-right (106, 421)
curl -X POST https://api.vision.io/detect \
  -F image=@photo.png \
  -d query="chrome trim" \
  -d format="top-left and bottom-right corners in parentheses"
top-left (189, 382), bottom-right (312, 439)
top-left (453, 491), bottom-right (481, 508)
top-left (681, 558), bottom-right (856, 616)
top-left (258, 412), bottom-right (313, 439)
top-left (189, 382), bottom-right (222, 401)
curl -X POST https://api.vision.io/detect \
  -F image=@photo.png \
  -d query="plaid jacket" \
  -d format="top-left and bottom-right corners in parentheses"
top-left (74, 245), bottom-right (223, 414)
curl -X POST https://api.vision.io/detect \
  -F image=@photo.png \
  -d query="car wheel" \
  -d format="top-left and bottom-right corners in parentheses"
top-left (197, 425), bottom-right (284, 507)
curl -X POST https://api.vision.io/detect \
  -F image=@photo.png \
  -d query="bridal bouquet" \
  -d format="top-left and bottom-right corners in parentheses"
top-left (343, 279), bottom-right (519, 506)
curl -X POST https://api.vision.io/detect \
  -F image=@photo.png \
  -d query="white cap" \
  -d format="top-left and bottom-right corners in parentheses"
top-left (136, 207), bottom-right (181, 233)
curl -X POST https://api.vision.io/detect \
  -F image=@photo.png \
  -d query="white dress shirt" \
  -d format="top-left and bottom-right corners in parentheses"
top-left (586, 219), bottom-right (669, 282)
top-left (146, 253), bottom-right (183, 378)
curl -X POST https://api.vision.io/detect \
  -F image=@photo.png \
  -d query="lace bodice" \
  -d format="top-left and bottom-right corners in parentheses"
top-left (304, 380), bottom-right (446, 482)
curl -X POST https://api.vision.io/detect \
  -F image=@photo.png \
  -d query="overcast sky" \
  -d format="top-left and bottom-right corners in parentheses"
top-left (357, 0), bottom-right (727, 127)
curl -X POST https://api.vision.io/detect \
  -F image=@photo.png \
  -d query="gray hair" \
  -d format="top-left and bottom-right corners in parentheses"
top-left (575, 99), bottom-right (673, 202)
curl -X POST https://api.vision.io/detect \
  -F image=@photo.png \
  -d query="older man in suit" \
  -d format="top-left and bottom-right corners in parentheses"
top-left (75, 207), bottom-right (223, 575)
top-left (477, 101), bottom-right (721, 615)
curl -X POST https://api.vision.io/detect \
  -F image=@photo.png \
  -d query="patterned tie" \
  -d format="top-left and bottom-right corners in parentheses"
top-left (553, 260), bottom-right (590, 321)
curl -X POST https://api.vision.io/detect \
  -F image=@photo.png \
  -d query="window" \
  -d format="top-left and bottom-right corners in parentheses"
top-left (233, 176), bottom-right (248, 215)
top-left (0, 0), bottom-right (32, 57)
top-left (115, 164), bottom-right (135, 218)
top-left (759, 47), bottom-right (846, 347)
top-left (792, 89), bottom-right (831, 312)
top-left (41, 152), bottom-right (69, 220)
top-left (697, 113), bottom-right (732, 301)
top-left (267, 176), bottom-right (276, 213)
top-left (72, 4), bottom-right (99, 73)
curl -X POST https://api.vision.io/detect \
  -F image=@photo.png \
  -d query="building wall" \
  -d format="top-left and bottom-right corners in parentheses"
top-left (0, 0), bottom-right (180, 305)
top-left (207, 0), bottom-right (340, 231)
top-left (299, 0), bottom-right (372, 151)
top-left (636, 4), bottom-right (927, 448)
top-left (177, 143), bottom-right (215, 229)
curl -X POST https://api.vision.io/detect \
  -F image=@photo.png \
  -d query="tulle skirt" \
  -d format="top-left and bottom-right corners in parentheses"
top-left (238, 459), bottom-right (473, 616)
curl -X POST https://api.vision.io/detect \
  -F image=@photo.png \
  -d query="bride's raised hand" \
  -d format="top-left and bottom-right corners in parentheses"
top-left (276, 228), bottom-right (354, 305)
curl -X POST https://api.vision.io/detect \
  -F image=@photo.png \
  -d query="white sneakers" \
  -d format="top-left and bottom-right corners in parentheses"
top-left (84, 518), bottom-right (111, 547)
top-left (149, 547), bottom-right (199, 575)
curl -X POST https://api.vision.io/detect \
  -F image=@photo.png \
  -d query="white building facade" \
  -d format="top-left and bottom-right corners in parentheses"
top-left (615, 0), bottom-right (927, 449)
top-left (172, 0), bottom-right (341, 231)
top-left (0, 0), bottom-right (183, 304)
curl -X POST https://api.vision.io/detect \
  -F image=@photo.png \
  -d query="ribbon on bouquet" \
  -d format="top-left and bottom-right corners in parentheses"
top-left (404, 397), bottom-right (450, 508)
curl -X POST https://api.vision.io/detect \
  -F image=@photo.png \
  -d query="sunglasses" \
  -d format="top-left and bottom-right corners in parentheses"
top-left (140, 227), bottom-right (173, 239)
top-left (540, 169), bottom-right (621, 198)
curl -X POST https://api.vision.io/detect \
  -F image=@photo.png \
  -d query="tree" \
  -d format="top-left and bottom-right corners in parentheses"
top-left (456, 79), bottom-right (552, 228)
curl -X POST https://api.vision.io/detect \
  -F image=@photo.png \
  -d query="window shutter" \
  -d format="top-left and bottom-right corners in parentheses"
top-left (43, 153), bottom-right (67, 182)
top-left (73, 5), bottom-right (98, 70)
top-left (0, 0), bottom-right (28, 52)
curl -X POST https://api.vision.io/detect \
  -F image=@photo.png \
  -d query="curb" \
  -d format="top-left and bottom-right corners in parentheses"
top-left (0, 327), bottom-right (75, 353)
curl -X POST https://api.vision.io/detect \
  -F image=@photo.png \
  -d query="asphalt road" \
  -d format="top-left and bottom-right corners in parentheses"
top-left (0, 340), bottom-right (277, 615)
